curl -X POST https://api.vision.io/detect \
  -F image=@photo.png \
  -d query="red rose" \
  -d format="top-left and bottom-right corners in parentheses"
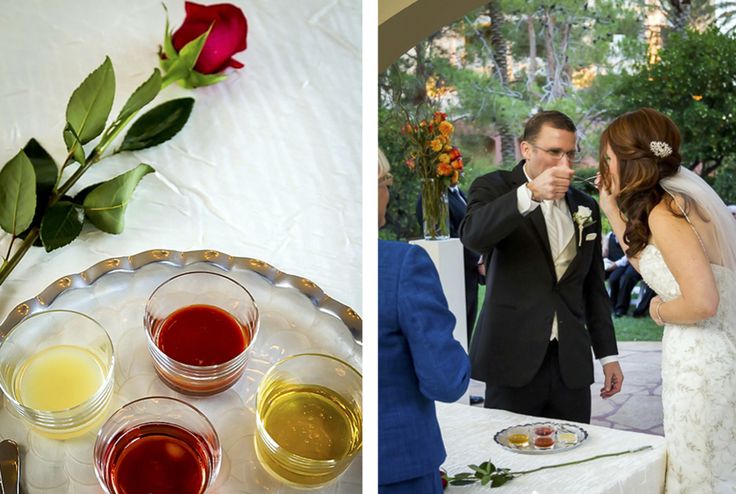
top-left (172, 2), bottom-right (248, 74)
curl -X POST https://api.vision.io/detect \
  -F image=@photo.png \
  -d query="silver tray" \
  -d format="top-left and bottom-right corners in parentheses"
top-left (0, 249), bottom-right (362, 494)
top-left (494, 422), bottom-right (588, 455)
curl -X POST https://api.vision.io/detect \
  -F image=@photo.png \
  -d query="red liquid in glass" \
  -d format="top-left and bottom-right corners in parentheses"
top-left (157, 304), bottom-right (248, 366)
top-left (106, 423), bottom-right (211, 494)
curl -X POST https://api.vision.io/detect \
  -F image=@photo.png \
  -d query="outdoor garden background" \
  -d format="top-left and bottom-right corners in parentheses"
top-left (379, 0), bottom-right (736, 342)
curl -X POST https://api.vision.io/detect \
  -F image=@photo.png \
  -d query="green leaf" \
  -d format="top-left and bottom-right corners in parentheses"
top-left (40, 201), bottom-right (84, 252)
top-left (20, 139), bottom-right (58, 245)
top-left (120, 98), bottom-right (194, 151)
top-left (481, 475), bottom-right (491, 486)
top-left (161, 4), bottom-right (177, 60)
top-left (491, 475), bottom-right (511, 487)
top-left (63, 124), bottom-right (86, 165)
top-left (82, 163), bottom-right (154, 233)
top-left (160, 57), bottom-right (190, 85)
top-left (73, 183), bottom-right (99, 205)
top-left (115, 69), bottom-right (162, 125)
top-left (0, 150), bottom-right (36, 235)
top-left (178, 25), bottom-right (212, 70)
top-left (183, 71), bottom-right (229, 89)
top-left (449, 479), bottom-right (477, 486)
top-left (66, 56), bottom-right (115, 144)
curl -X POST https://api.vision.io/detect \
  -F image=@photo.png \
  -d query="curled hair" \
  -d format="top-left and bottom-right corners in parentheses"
top-left (599, 108), bottom-right (684, 257)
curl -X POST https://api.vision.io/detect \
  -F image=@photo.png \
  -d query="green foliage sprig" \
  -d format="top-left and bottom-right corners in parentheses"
top-left (443, 445), bottom-right (653, 489)
top-left (0, 28), bottom-right (215, 286)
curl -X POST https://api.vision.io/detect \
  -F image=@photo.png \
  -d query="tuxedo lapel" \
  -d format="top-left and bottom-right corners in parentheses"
top-left (510, 163), bottom-right (555, 273)
top-left (560, 188), bottom-right (585, 282)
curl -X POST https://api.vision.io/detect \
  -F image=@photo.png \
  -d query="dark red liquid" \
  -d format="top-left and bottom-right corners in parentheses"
top-left (106, 423), bottom-right (211, 494)
top-left (157, 304), bottom-right (248, 366)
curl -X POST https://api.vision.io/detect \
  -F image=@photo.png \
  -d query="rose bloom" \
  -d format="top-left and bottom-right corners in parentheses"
top-left (406, 157), bottom-right (416, 170)
top-left (449, 147), bottom-right (461, 161)
top-left (439, 121), bottom-right (454, 136)
top-left (402, 123), bottom-right (413, 134)
top-left (433, 111), bottom-right (447, 123)
top-left (438, 153), bottom-right (450, 164)
top-left (451, 170), bottom-right (460, 184)
top-left (430, 139), bottom-right (443, 152)
top-left (172, 1), bottom-right (248, 74)
top-left (437, 162), bottom-right (454, 176)
top-left (451, 159), bottom-right (463, 170)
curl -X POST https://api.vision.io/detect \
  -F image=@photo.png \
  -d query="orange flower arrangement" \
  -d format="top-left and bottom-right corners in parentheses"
top-left (402, 110), bottom-right (464, 239)
top-left (402, 111), bottom-right (464, 187)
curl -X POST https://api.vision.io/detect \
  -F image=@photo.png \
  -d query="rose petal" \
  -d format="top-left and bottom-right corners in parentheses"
top-left (171, 1), bottom-right (248, 74)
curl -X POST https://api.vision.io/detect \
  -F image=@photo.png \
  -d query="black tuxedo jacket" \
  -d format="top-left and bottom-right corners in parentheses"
top-left (459, 162), bottom-right (617, 389)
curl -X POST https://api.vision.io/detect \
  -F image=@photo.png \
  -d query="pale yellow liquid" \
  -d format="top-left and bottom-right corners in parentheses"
top-left (14, 345), bottom-right (105, 411)
top-left (256, 382), bottom-right (362, 487)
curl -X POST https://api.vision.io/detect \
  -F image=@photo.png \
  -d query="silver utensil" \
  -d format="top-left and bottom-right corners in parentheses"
top-left (0, 439), bottom-right (20, 494)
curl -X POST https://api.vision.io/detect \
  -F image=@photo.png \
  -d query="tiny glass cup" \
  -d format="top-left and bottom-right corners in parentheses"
top-left (0, 309), bottom-right (115, 439)
top-left (532, 424), bottom-right (557, 450)
top-left (94, 396), bottom-right (221, 494)
top-left (505, 427), bottom-right (530, 449)
top-left (255, 353), bottom-right (362, 489)
top-left (144, 270), bottom-right (259, 395)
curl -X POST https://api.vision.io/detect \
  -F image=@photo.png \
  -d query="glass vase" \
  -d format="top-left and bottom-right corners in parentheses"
top-left (420, 178), bottom-right (450, 240)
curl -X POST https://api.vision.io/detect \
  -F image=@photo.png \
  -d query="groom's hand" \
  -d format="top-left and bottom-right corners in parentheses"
top-left (527, 163), bottom-right (574, 201)
top-left (600, 361), bottom-right (624, 399)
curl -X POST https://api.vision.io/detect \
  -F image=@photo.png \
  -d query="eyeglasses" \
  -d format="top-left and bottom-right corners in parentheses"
top-left (379, 172), bottom-right (394, 188)
top-left (532, 145), bottom-right (579, 164)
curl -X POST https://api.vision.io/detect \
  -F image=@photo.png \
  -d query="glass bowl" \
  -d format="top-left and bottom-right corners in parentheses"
top-left (255, 353), bottom-right (362, 489)
top-left (94, 396), bottom-right (221, 494)
top-left (0, 309), bottom-right (114, 439)
top-left (144, 270), bottom-right (259, 395)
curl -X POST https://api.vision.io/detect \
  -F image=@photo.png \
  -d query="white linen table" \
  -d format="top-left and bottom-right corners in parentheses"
top-left (438, 402), bottom-right (666, 494)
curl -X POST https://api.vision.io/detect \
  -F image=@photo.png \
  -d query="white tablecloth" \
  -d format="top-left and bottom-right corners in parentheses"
top-left (438, 402), bottom-right (666, 494)
top-left (0, 0), bottom-right (361, 317)
top-left (0, 1), bottom-right (361, 493)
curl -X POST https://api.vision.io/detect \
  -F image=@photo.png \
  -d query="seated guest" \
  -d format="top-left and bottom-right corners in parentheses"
top-left (632, 282), bottom-right (656, 318)
top-left (604, 232), bottom-right (642, 317)
top-left (379, 149), bottom-right (470, 494)
top-left (602, 231), bottom-right (627, 280)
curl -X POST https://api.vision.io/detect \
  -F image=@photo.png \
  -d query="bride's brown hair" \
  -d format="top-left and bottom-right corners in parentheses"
top-left (599, 108), bottom-right (684, 257)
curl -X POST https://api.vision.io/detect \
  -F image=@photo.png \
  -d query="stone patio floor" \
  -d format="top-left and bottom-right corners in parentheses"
top-left (469, 341), bottom-right (664, 435)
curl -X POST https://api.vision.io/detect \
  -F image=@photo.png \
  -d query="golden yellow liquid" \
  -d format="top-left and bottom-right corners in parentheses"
top-left (508, 433), bottom-right (530, 447)
top-left (14, 345), bottom-right (105, 411)
top-left (256, 382), bottom-right (362, 487)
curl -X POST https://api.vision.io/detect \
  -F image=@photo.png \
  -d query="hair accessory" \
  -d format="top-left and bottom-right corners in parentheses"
top-left (650, 141), bottom-right (673, 158)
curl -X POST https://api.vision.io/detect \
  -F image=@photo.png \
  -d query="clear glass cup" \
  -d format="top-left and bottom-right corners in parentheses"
top-left (532, 423), bottom-right (557, 450)
top-left (94, 396), bottom-right (221, 494)
top-left (144, 270), bottom-right (259, 395)
top-left (255, 353), bottom-right (362, 489)
top-left (0, 309), bottom-right (115, 439)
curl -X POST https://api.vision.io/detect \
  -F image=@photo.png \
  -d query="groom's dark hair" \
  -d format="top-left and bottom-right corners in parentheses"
top-left (522, 111), bottom-right (576, 143)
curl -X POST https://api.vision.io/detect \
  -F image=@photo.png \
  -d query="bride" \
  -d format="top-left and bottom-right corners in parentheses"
top-left (596, 108), bottom-right (736, 492)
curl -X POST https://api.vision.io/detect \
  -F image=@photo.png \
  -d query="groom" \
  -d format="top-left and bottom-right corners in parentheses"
top-left (459, 111), bottom-right (623, 423)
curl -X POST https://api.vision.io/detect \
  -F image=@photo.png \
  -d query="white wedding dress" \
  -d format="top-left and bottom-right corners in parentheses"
top-left (639, 243), bottom-right (736, 493)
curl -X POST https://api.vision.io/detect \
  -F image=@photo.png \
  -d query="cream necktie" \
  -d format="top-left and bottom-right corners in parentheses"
top-left (542, 199), bottom-right (575, 261)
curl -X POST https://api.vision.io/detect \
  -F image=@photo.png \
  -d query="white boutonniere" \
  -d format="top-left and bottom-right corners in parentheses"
top-left (572, 206), bottom-right (596, 246)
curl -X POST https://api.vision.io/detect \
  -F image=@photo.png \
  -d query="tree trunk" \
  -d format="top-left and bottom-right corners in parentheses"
top-left (544, 7), bottom-right (556, 95)
top-left (412, 40), bottom-right (429, 106)
top-left (487, 1), bottom-right (516, 164)
top-left (526, 15), bottom-right (538, 93)
top-left (668, 0), bottom-right (692, 31)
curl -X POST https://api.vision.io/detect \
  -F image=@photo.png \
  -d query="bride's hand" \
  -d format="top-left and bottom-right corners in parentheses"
top-left (649, 296), bottom-right (665, 326)
top-left (595, 173), bottom-right (619, 214)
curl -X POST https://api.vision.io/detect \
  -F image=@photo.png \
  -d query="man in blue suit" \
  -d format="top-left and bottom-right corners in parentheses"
top-left (379, 152), bottom-right (470, 493)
